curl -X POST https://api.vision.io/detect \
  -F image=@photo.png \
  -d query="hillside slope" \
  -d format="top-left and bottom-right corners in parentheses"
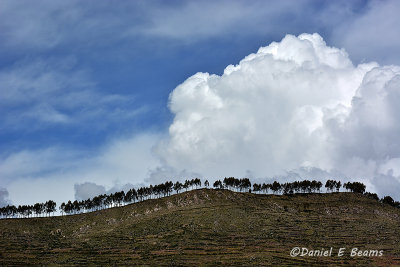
top-left (0, 189), bottom-right (399, 266)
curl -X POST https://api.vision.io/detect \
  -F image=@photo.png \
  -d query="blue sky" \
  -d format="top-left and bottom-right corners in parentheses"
top-left (2, 0), bottom-right (400, 206)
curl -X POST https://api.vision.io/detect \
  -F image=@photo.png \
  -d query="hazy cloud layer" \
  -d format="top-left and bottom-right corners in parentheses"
top-left (0, 0), bottom-right (314, 49)
top-left (2, 133), bottom-right (161, 205)
top-left (157, 33), bottom-right (400, 198)
top-left (74, 182), bottom-right (106, 201)
top-left (74, 181), bottom-right (137, 201)
top-left (0, 188), bottom-right (10, 207)
top-left (0, 57), bottom-right (140, 133)
top-left (2, 0), bottom-right (399, 65)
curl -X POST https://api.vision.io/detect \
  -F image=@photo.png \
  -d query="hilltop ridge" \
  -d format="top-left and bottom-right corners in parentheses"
top-left (0, 189), bottom-right (399, 266)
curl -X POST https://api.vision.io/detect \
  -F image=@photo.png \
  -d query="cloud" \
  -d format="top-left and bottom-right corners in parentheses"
top-left (74, 181), bottom-right (138, 201)
top-left (0, 188), bottom-right (10, 207)
top-left (0, 57), bottom-right (140, 132)
top-left (2, 133), bottom-right (161, 205)
top-left (2, 0), bottom-right (399, 67)
top-left (0, 0), bottom-right (138, 52)
top-left (156, 33), bottom-right (400, 198)
top-left (145, 165), bottom-right (202, 185)
top-left (4, 32), bottom-right (400, 205)
top-left (0, 0), bottom-right (309, 49)
top-left (74, 182), bottom-right (106, 201)
top-left (106, 183), bottom-right (135, 195)
top-left (328, 65), bottom-right (400, 162)
top-left (331, 0), bottom-right (400, 64)
top-left (0, 0), bottom-right (382, 54)
top-left (0, 147), bottom-right (85, 183)
top-left (135, 0), bottom-right (306, 41)
top-left (2, 0), bottom-right (400, 206)
top-left (157, 33), bottom-right (369, 177)
top-left (0, 1), bottom-right (71, 50)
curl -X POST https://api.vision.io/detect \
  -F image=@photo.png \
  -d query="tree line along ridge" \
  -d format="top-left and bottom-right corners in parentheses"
top-left (1, 178), bottom-right (399, 219)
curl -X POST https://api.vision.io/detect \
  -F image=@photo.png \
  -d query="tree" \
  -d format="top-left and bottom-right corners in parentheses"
top-left (364, 192), bottom-right (379, 201)
top-left (60, 202), bottom-right (66, 216)
top-left (343, 182), bottom-right (366, 194)
top-left (204, 180), bottom-right (209, 188)
top-left (183, 180), bottom-right (190, 191)
top-left (93, 195), bottom-right (102, 210)
top-left (33, 203), bottom-right (44, 217)
top-left (45, 200), bottom-right (56, 216)
top-left (64, 201), bottom-right (74, 215)
top-left (193, 178), bottom-right (201, 189)
top-left (261, 183), bottom-right (269, 194)
top-left (124, 189), bottom-right (137, 204)
top-left (107, 194), bottom-right (114, 207)
top-left (325, 180), bottom-right (334, 193)
top-left (270, 181), bottom-right (281, 194)
top-left (174, 181), bottom-right (183, 194)
top-left (282, 183), bottom-right (293, 195)
top-left (165, 181), bottom-right (173, 196)
top-left (73, 200), bottom-right (80, 214)
top-left (113, 191), bottom-right (125, 206)
top-left (381, 196), bottom-right (395, 206)
top-left (223, 177), bottom-right (233, 190)
top-left (0, 205), bottom-right (17, 218)
top-left (253, 183), bottom-right (261, 194)
top-left (239, 178), bottom-right (251, 192)
top-left (315, 181), bottom-right (323, 193)
top-left (19, 205), bottom-right (33, 218)
top-left (335, 181), bottom-right (342, 192)
top-left (213, 180), bottom-right (223, 189)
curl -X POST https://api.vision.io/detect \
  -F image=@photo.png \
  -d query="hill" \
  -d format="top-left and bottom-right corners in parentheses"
top-left (0, 189), bottom-right (399, 266)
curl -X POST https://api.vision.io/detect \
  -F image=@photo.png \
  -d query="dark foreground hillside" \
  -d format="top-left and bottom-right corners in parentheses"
top-left (0, 189), bottom-right (399, 266)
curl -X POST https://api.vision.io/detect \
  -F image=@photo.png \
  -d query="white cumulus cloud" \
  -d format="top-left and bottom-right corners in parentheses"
top-left (156, 33), bottom-right (400, 198)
